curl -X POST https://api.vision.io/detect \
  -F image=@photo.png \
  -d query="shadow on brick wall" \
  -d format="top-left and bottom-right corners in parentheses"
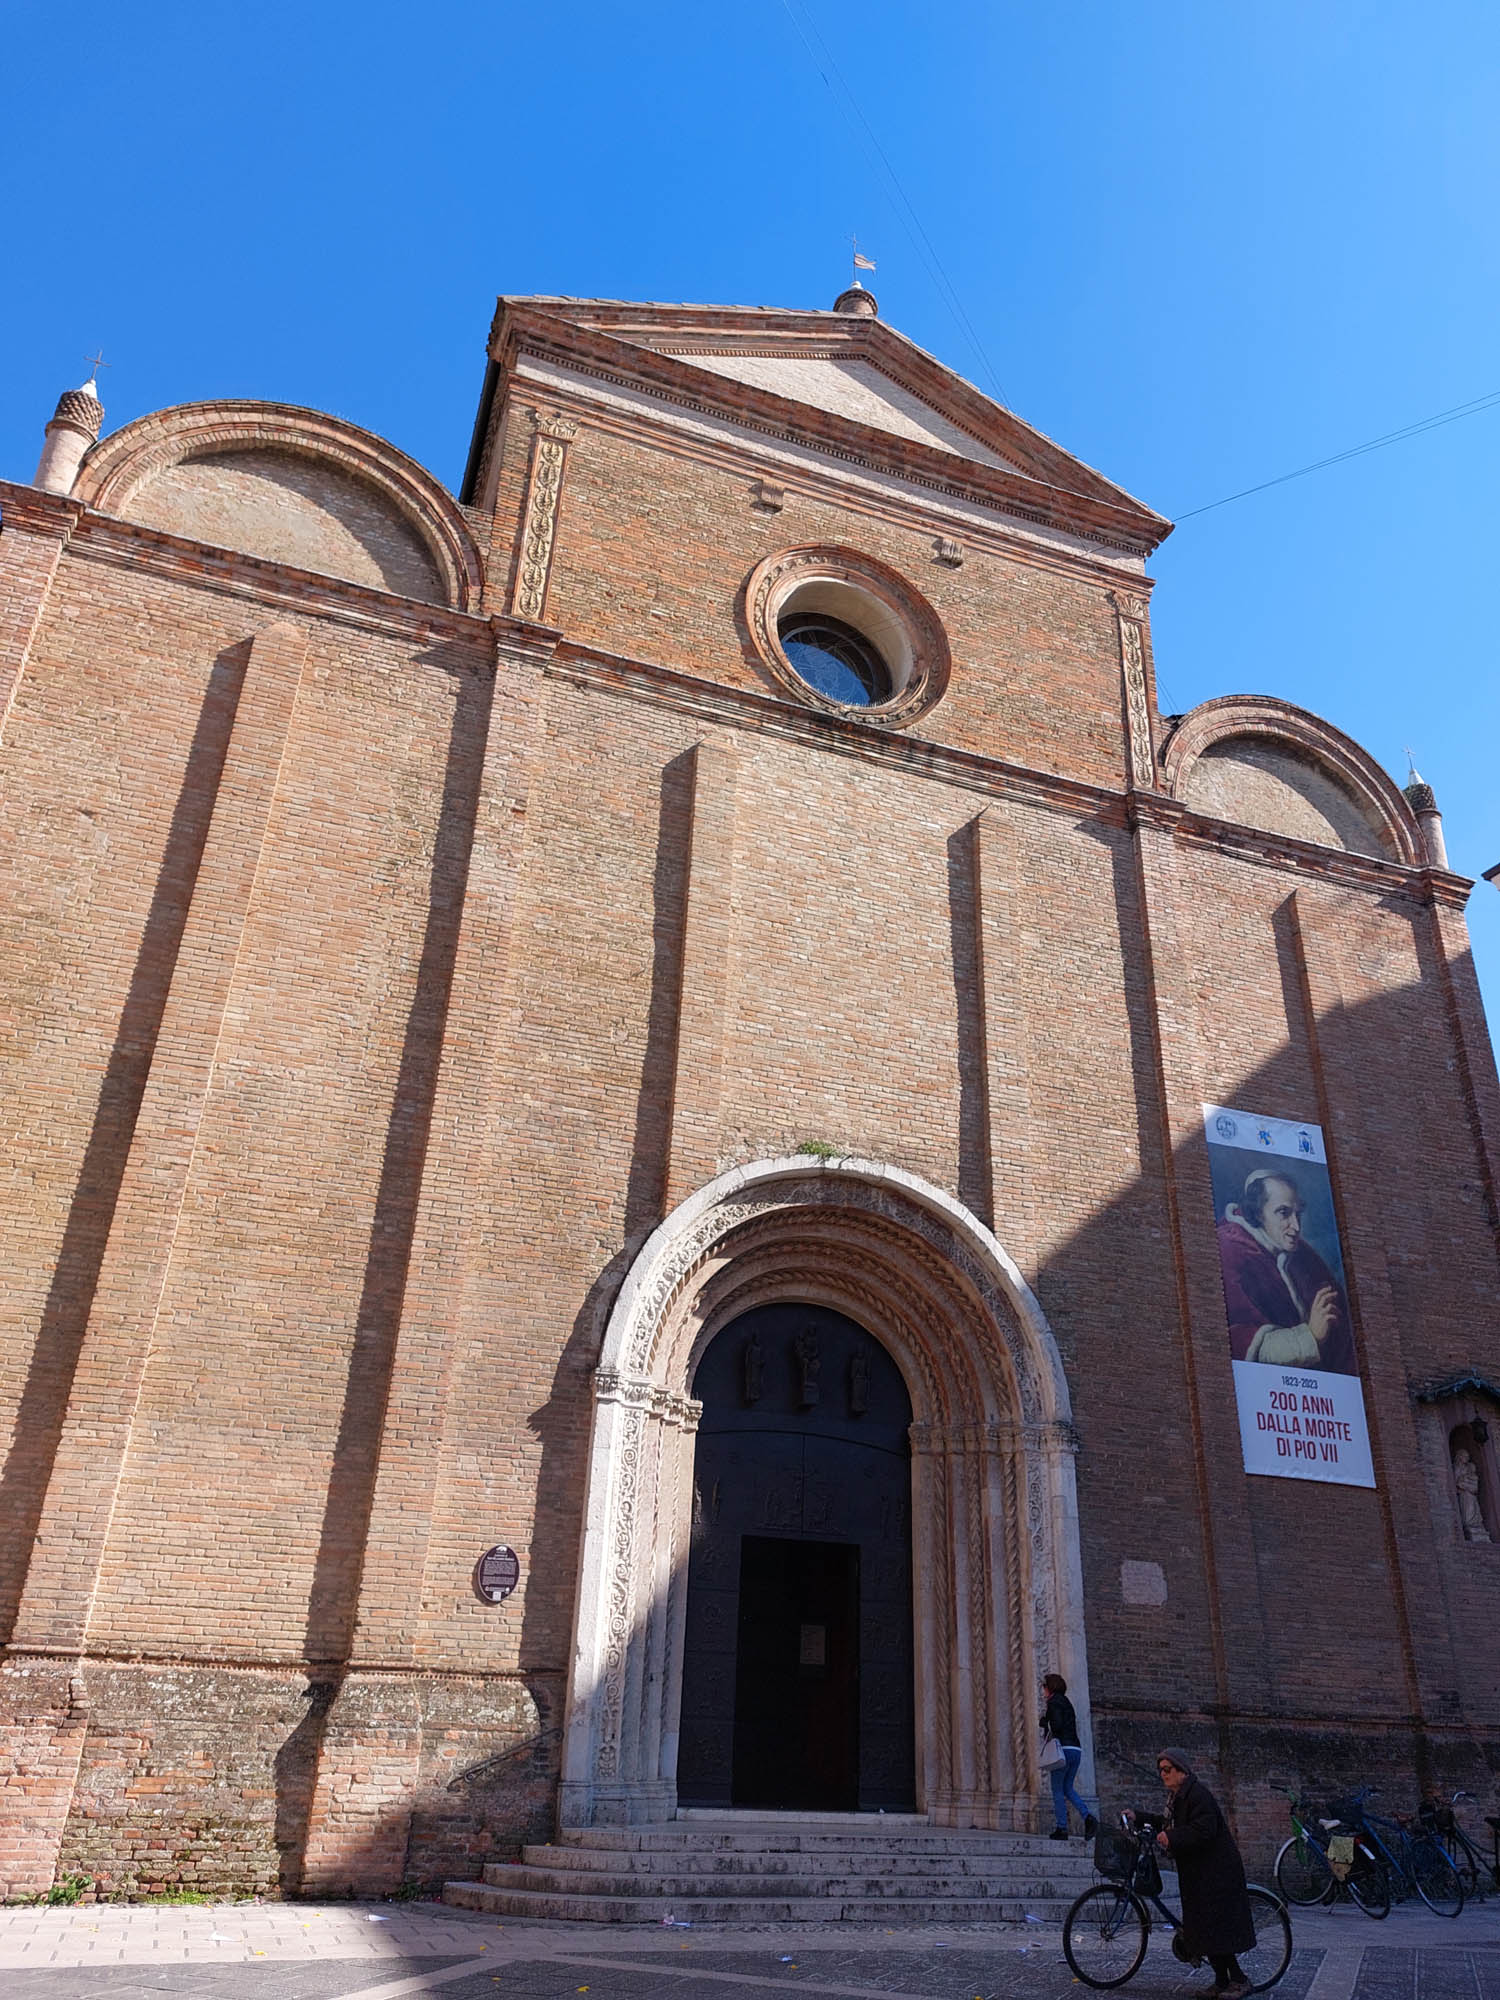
top-left (0, 640), bottom-right (252, 1645)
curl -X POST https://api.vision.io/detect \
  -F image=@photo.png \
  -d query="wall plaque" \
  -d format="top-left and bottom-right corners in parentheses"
top-left (473, 1545), bottom-right (521, 1604)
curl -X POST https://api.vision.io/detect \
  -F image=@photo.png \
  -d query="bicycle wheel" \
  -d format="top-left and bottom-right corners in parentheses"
top-left (1063, 1883), bottom-right (1150, 1988)
top-left (1410, 1836), bottom-right (1464, 1918)
top-left (1241, 1885), bottom-right (1294, 1993)
top-left (1345, 1845), bottom-right (1391, 1918)
top-left (1275, 1833), bottom-right (1334, 1906)
top-left (1441, 1833), bottom-right (1478, 1899)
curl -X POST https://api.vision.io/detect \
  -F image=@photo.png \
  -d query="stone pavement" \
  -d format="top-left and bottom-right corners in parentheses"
top-left (1, 1896), bottom-right (1497, 1999)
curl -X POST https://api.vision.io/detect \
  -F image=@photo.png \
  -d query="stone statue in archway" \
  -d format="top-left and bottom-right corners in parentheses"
top-left (1453, 1449), bottom-right (1491, 1543)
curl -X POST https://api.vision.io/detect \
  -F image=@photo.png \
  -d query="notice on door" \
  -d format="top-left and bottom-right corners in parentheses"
top-left (1202, 1104), bottom-right (1375, 1489)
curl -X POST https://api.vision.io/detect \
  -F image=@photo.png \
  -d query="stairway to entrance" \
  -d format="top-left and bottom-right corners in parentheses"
top-left (443, 1811), bottom-right (1099, 1924)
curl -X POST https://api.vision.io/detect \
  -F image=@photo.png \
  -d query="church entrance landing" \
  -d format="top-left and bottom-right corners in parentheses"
top-left (678, 1305), bottom-right (915, 1812)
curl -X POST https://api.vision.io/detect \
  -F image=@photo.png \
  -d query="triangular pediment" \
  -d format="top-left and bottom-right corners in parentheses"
top-left (471, 295), bottom-right (1171, 553)
top-left (646, 350), bottom-right (1018, 471)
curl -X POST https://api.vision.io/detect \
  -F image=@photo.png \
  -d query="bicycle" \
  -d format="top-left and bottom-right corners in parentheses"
top-left (1339, 1787), bottom-right (1464, 1919)
top-left (1269, 1781), bottom-right (1389, 1919)
top-left (1420, 1791), bottom-right (1500, 1899)
top-left (1063, 1814), bottom-right (1293, 1991)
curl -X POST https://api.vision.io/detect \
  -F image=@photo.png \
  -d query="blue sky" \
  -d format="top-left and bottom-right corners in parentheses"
top-left (4, 1), bottom-right (1498, 1020)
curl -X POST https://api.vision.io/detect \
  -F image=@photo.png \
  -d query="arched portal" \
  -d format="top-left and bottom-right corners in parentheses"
top-left (678, 1303), bottom-right (916, 1813)
top-left (559, 1157), bottom-right (1090, 1831)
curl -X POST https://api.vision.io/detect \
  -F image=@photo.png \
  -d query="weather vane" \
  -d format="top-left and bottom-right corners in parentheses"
top-left (850, 236), bottom-right (876, 286)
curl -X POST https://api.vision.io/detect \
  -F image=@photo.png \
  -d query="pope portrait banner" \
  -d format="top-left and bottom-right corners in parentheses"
top-left (1202, 1104), bottom-right (1375, 1488)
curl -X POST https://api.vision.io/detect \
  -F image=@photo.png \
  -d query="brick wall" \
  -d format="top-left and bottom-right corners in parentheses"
top-left (0, 318), bottom-right (1496, 1895)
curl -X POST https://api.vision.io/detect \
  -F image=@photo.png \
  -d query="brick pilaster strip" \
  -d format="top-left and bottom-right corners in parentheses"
top-left (970, 809), bottom-right (1034, 1234)
top-left (1286, 887), bottom-right (1462, 1738)
top-left (0, 493), bottom-right (77, 755)
top-left (342, 636), bottom-right (551, 1669)
top-left (664, 737), bottom-right (739, 1211)
top-left (8, 619), bottom-right (312, 1657)
top-left (1127, 803), bottom-right (1272, 1759)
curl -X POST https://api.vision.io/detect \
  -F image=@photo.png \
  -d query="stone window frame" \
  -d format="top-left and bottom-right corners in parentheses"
top-left (741, 544), bottom-right (952, 729)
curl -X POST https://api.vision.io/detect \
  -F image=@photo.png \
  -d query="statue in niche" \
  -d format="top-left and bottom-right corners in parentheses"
top-left (794, 1328), bottom-right (821, 1407)
top-left (742, 1336), bottom-right (763, 1404)
top-left (1453, 1448), bottom-right (1491, 1543)
top-left (849, 1349), bottom-right (869, 1416)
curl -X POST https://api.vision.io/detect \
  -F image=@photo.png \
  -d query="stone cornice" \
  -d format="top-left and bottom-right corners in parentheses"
top-left (549, 638), bottom-right (1458, 905)
top-left (547, 637), bottom-right (1127, 827)
top-left (489, 305), bottom-right (1165, 556)
top-left (62, 510), bottom-right (495, 654)
top-left (500, 371), bottom-right (1154, 594)
top-left (1131, 790), bottom-right (1472, 906)
top-left (0, 478), bottom-right (84, 539)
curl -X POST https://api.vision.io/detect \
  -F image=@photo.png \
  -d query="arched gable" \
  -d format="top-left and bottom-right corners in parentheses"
top-left (76, 402), bottom-right (483, 612)
top-left (1162, 696), bottom-right (1421, 866)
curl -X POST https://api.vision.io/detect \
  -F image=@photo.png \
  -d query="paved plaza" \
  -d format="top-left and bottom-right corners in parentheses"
top-left (1, 1897), bottom-right (1497, 2000)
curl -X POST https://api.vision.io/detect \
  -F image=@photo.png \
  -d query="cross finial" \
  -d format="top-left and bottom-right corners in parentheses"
top-left (83, 349), bottom-right (110, 385)
top-left (1404, 744), bottom-right (1420, 780)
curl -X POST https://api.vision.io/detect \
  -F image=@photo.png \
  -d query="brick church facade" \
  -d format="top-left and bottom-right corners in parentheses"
top-left (1, 289), bottom-right (1497, 1899)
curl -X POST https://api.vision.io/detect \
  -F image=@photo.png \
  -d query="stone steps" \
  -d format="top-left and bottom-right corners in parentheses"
top-left (444, 1881), bottom-right (1080, 1924)
top-left (443, 1815), bottom-right (1096, 1925)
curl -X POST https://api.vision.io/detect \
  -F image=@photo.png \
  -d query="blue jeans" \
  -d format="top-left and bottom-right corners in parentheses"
top-left (1050, 1745), bottom-right (1091, 1830)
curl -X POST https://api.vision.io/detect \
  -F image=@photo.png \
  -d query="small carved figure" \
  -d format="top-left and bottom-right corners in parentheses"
top-left (742, 1336), bottom-right (763, 1404)
top-left (794, 1328), bottom-right (821, 1407)
top-left (849, 1349), bottom-right (870, 1416)
top-left (1454, 1449), bottom-right (1491, 1543)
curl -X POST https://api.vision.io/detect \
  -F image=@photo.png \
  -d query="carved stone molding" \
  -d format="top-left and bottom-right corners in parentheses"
top-left (511, 410), bottom-right (577, 621)
top-left (742, 545), bottom-right (952, 729)
top-left (559, 1156), bottom-right (1093, 1835)
top-left (1112, 591), bottom-right (1156, 791)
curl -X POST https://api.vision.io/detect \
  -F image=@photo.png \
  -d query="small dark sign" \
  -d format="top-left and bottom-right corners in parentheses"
top-left (473, 1545), bottom-right (521, 1605)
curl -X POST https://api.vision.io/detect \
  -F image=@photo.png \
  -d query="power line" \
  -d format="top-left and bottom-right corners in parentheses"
top-left (1175, 386), bottom-right (1500, 521)
top-left (776, 0), bottom-right (1011, 407)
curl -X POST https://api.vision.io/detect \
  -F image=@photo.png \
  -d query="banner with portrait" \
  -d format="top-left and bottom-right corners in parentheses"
top-left (1202, 1104), bottom-right (1375, 1488)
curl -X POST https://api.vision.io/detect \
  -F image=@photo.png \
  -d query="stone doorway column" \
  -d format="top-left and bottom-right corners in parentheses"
top-left (559, 1158), bottom-right (1091, 1831)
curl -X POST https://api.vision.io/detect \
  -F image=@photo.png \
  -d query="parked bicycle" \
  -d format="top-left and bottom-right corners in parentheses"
top-left (1420, 1791), bottom-right (1500, 1899)
top-left (1063, 1814), bottom-right (1292, 1991)
top-left (1339, 1787), bottom-right (1464, 1918)
top-left (1269, 1780), bottom-right (1389, 1919)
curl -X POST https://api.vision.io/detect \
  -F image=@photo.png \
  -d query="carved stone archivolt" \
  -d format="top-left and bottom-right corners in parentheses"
top-left (511, 409), bottom-right (578, 622)
top-left (559, 1156), bottom-right (1092, 1833)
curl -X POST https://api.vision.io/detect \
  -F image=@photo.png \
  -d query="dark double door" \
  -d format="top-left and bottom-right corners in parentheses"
top-left (677, 1304), bottom-right (915, 1812)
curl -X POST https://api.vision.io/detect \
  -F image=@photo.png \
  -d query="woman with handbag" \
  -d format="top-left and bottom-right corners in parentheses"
top-left (1041, 1673), bottom-right (1097, 1841)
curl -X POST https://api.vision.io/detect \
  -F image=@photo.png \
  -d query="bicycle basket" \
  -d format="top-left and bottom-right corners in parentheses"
top-left (1093, 1828), bottom-right (1137, 1880)
top-left (1420, 1801), bottom-right (1455, 1834)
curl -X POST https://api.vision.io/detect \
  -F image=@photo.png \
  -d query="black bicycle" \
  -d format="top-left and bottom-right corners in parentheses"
top-left (1340, 1788), bottom-right (1464, 1919)
top-left (1063, 1816), bottom-right (1293, 1991)
top-left (1270, 1780), bottom-right (1389, 1918)
top-left (1421, 1791), bottom-right (1500, 1899)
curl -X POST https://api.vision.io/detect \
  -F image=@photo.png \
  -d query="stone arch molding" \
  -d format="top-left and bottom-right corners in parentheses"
top-left (76, 401), bottom-right (484, 611)
top-left (560, 1157), bottom-right (1092, 1830)
top-left (1162, 695), bottom-right (1422, 866)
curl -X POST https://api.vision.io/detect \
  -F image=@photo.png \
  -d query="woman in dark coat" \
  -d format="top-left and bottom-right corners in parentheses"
top-left (1154, 1749), bottom-right (1256, 1998)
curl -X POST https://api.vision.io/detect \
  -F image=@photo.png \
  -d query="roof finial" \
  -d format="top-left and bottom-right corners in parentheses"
top-left (34, 354), bottom-right (107, 496)
top-left (81, 349), bottom-right (110, 395)
top-left (1402, 750), bottom-right (1447, 868)
top-left (834, 239), bottom-right (879, 318)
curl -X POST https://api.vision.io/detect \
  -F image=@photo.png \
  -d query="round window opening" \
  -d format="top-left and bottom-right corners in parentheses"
top-left (777, 611), bottom-right (891, 708)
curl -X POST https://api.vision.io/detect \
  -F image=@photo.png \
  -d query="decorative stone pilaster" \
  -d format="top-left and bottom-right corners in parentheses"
top-left (511, 410), bottom-right (577, 622)
top-left (1113, 592), bottom-right (1157, 791)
